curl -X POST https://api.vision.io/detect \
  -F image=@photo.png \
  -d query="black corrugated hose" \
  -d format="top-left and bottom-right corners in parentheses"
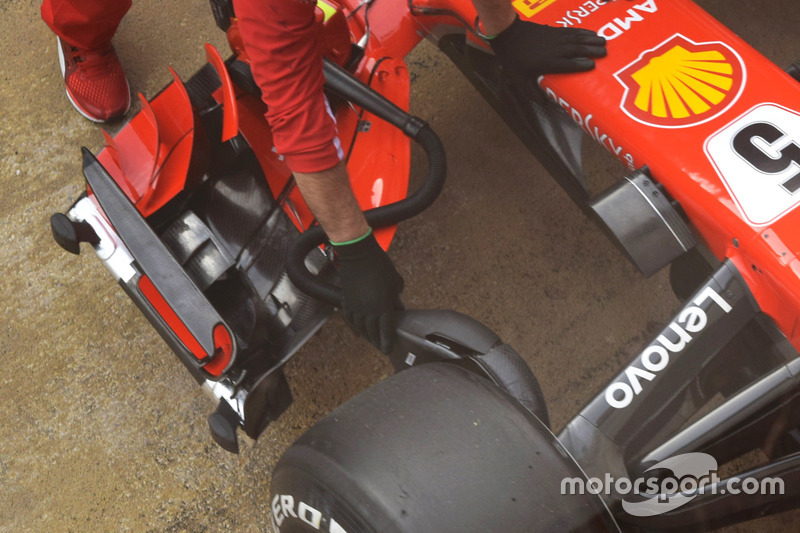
top-left (286, 123), bottom-right (445, 308)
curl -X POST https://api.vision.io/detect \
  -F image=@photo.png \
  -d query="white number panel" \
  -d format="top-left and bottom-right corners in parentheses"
top-left (705, 103), bottom-right (800, 226)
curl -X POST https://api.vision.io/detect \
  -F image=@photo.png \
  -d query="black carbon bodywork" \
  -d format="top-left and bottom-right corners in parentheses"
top-left (75, 63), bottom-right (335, 449)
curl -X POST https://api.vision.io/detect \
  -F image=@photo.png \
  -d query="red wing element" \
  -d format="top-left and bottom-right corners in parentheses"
top-left (96, 68), bottom-right (199, 217)
top-left (205, 43), bottom-right (240, 142)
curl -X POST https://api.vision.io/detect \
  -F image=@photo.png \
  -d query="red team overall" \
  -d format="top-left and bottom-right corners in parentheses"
top-left (41, 0), bottom-right (608, 352)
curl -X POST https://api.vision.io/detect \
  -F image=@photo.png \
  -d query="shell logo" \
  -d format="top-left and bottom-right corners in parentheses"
top-left (511, 0), bottom-right (559, 18)
top-left (615, 34), bottom-right (745, 128)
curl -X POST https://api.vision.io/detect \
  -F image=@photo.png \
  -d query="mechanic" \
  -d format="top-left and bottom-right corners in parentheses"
top-left (42, 0), bottom-right (607, 353)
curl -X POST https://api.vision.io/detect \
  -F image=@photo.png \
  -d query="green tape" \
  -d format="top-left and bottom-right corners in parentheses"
top-left (331, 227), bottom-right (373, 246)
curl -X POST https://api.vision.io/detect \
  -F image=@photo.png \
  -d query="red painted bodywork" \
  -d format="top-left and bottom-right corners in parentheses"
top-left (350, 0), bottom-right (800, 350)
top-left (96, 68), bottom-right (198, 218)
top-left (205, 43), bottom-right (240, 143)
top-left (529, 0), bottom-right (800, 350)
top-left (138, 275), bottom-right (234, 376)
top-left (91, 0), bottom-right (800, 363)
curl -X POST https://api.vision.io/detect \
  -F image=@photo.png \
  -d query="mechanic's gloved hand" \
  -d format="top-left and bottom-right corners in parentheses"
top-left (488, 15), bottom-right (607, 78)
top-left (334, 229), bottom-right (404, 354)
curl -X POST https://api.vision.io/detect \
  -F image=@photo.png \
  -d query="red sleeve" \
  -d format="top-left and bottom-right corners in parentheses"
top-left (233, 0), bottom-right (343, 173)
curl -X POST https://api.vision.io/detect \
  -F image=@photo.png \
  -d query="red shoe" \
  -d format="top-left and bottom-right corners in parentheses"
top-left (57, 37), bottom-right (131, 122)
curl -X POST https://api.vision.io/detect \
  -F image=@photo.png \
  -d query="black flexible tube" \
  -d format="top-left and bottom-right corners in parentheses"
top-left (286, 123), bottom-right (446, 308)
top-left (322, 59), bottom-right (426, 138)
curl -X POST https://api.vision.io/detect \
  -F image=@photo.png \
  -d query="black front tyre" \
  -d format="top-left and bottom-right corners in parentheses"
top-left (270, 363), bottom-right (617, 533)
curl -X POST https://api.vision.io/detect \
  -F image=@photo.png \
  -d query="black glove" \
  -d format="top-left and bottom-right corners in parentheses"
top-left (489, 15), bottom-right (607, 78)
top-left (335, 230), bottom-right (404, 354)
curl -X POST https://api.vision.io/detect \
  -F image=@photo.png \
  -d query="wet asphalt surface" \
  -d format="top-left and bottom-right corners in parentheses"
top-left (2, 0), bottom-right (800, 531)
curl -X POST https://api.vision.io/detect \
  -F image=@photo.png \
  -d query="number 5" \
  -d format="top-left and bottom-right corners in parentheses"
top-left (732, 122), bottom-right (800, 193)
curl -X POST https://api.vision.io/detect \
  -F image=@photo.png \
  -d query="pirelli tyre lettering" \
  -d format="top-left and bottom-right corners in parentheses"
top-left (272, 494), bottom-right (349, 533)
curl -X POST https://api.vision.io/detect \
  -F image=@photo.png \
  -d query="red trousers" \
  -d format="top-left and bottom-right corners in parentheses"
top-left (41, 0), bottom-right (341, 174)
top-left (41, 0), bottom-right (131, 50)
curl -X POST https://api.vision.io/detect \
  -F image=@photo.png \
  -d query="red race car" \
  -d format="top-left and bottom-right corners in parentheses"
top-left (51, 0), bottom-right (800, 531)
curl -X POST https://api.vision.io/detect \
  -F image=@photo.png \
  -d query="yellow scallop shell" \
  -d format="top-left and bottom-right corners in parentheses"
top-left (511, 0), bottom-right (558, 18)
top-left (631, 45), bottom-right (734, 119)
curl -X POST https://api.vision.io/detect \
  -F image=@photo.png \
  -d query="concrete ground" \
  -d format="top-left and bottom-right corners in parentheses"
top-left (1, 0), bottom-right (799, 531)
